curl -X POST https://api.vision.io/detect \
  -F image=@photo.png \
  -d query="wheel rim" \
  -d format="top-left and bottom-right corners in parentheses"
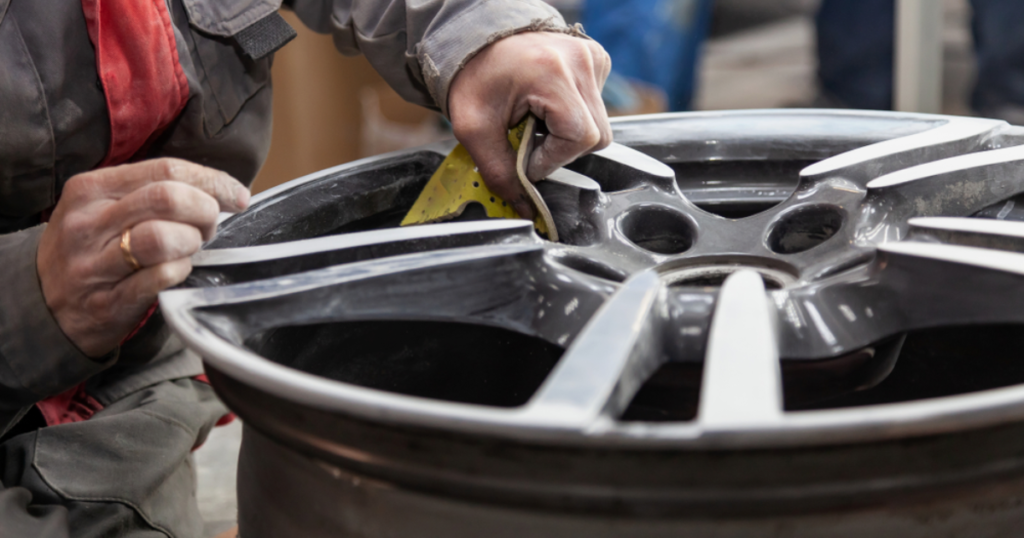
top-left (162, 109), bottom-right (1024, 450)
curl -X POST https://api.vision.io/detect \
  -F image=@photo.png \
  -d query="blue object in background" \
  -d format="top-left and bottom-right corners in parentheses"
top-left (816, 0), bottom-right (896, 110)
top-left (582, 0), bottom-right (714, 111)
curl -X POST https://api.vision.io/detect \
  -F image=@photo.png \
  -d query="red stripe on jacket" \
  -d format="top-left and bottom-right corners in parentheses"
top-left (36, 0), bottom-right (202, 429)
top-left (81, 0), bottom-right (189, 166)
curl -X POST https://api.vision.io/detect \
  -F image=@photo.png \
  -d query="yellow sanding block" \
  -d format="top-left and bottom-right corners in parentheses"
top-left (400, 115), bottom-right (559, 241)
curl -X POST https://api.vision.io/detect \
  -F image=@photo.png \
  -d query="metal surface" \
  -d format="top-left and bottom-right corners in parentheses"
top-left (161, 110), bottom-right (1024, 536)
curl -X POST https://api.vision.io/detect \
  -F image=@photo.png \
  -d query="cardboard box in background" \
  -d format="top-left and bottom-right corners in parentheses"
top-left (251, 11), bottom-right (449, 195)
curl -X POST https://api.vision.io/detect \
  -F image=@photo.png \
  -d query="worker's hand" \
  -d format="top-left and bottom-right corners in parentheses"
top-left (448, 32), bottom-right (613, 219)
top-left (37, 158), bottom-right (250, 358)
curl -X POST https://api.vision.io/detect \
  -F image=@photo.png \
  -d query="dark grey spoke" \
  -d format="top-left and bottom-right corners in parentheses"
top-left (776, 236), bottom-right (1024, 359)
top-left (866, 146), bottom-right (1024, 219)
top-left (698, 270), bottom-right (783, 426)
top-left (520, 271), bottom-right (665, 428)
top-left (908, 217), bottom-right (1024, 253)
top-left (166, 244), bottom-right (547, 339)
top-left (190, 220), bottom-right (537, 285)
top-left (877, 241), bottom-right (1024, 331)
top-left (591, 143), bottom-right (676, 181)
top-left (546, 168), bottom-right (601, 191)
top-left (566, 142), bottom-right (677, 192)
top-left (801, 117), bottom-right (1003, 185)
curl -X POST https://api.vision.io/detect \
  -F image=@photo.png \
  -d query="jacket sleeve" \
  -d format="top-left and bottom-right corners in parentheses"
top-left (0, 225), bottom-right (114, 437)
top-left (287, 0), bottom-right (574, 116)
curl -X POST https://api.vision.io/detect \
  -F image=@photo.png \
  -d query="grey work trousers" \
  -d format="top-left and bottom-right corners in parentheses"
top-left (0, 378), bottom-right (226, 538)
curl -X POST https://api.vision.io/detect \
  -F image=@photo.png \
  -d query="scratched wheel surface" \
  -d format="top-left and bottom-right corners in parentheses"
top-left (162, 111), bottom-right (1024, 536)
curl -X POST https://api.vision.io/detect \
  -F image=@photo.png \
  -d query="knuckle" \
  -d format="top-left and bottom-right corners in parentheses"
top-left (152, 158), bottom-right (177, 181)
top-left (62, 173), bottom-right (98, 201)
top-left (153, 158), bottom-right (186, 181)
top-left (590, 43), bottom-right (611, 66)
top-left (153, 263), bottom-right (175, 285)
top-left (210, 169), bottom-right (236, 191)
top-left (61, 175), bottom-right (85, 197)
top-left (156, 260), bottom-right (190, 288)
top-left (573, 45), bottom-right (598, 77)
top-left (581, 126), bottom-right (602, 148)
top-left (153, 224), bottom-right (199, 260)
top-left (62, 211), bottom-right (94, 236)
top-left (197, 194), bottom-right (220, 223)
top-left (193, 168), bottom-right (217, 194)
top-left (452, 114), bottom-right (489, 141)
top-left (141, 227), bottom-right (168, 260)
top-left (182, 226), bottom-right (203, 253)
top-left (144, 182), bottom-right (181, 214)
top-left (528, 46), bottom-right (565, 72)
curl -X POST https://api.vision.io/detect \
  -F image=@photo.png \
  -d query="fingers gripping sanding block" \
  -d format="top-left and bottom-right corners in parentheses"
top-left (401, 115), bottom-right (559, 241)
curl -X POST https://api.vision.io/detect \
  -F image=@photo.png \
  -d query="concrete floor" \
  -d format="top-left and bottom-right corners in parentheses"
top-left (190, 2), bottom-right (979, 535)
top-left (194, 419), bottom-right (242, 537)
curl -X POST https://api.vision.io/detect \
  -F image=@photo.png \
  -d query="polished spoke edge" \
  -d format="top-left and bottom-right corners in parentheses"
top-left (698, 270), bottom-right (783, 427)
top-left (519, 270), bottom-right (665, 430)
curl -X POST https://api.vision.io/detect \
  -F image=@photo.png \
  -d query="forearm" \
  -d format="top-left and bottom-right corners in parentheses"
top-left (0, 225), bottom-right (114, 435)
top-left (288, 0), bottom-right (572, 115)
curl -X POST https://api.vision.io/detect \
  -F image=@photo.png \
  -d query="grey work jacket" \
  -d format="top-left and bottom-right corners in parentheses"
top-left (0, 0), bottom-right (569, 437)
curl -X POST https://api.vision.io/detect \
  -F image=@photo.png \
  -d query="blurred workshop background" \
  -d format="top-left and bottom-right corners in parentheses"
top-left (252, 0), bottom-right (1010, 195)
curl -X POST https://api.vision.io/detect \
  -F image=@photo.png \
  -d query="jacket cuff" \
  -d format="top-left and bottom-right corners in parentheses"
top-left (416, 0), bottom-right (573, 117)
top-left (0, 225), bottom-right (115, 399)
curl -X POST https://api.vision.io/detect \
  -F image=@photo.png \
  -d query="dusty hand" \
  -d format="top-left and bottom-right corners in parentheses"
top-left (37, 158), bottom-right (250, 358)
top-left (448, 32), bottom-right (613, 218)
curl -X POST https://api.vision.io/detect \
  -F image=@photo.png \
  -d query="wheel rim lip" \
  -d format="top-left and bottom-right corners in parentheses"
top-left (167, 108), bottom-right (1024, 450)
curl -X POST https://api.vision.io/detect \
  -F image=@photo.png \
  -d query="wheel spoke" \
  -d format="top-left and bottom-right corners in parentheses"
top-left (698, 270), bottom-right (783, 427)
top-left (164, 244), bottom-right (551, 340)
top-left (801, 117), bottom-right (1003, 185)
top-left (591, 143), bottom-right (676, 179)
top-left (190, 220), bottom-right (537, 285)
top-left (778, 233), bottom-right (1024, 359)
top-left (908, 217), bottom-right (1024, 253)
top-left (546, 168), bottom-right (601, 191)
top-left (877, 241), bottom-right (1024, 328)
top-left (520, 271), bottom-right (666, 429)
top-left (565, 142), bottom-right (676, 191)
top-left (866, 146), bottom-right (1024, 217)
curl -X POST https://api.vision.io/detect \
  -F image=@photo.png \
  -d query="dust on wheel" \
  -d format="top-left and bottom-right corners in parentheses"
top-left (162, 110), bottom-right (1024, 538)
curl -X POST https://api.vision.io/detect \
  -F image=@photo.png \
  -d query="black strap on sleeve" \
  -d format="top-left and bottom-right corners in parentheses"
top-left (235, 11), bottom-right (297, 61)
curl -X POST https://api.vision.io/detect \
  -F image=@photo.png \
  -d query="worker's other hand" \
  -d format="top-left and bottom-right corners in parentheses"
top-left (448, 32), bottom-right (612, 219)
top-left (37, 158), bottom-right (250, 358)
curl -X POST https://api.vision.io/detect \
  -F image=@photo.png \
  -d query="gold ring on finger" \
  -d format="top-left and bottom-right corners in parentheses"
top-left (120, 229), bottom-right (142, 272)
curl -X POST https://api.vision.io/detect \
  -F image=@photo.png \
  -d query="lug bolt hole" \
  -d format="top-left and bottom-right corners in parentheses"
top-left (620, 208), bottom-right (695, 255)
top-left (768, 205), bottom-right (844, 255)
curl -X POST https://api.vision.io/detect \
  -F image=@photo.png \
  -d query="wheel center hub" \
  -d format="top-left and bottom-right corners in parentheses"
top-left (657, 256), bottom-right (799, 290)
